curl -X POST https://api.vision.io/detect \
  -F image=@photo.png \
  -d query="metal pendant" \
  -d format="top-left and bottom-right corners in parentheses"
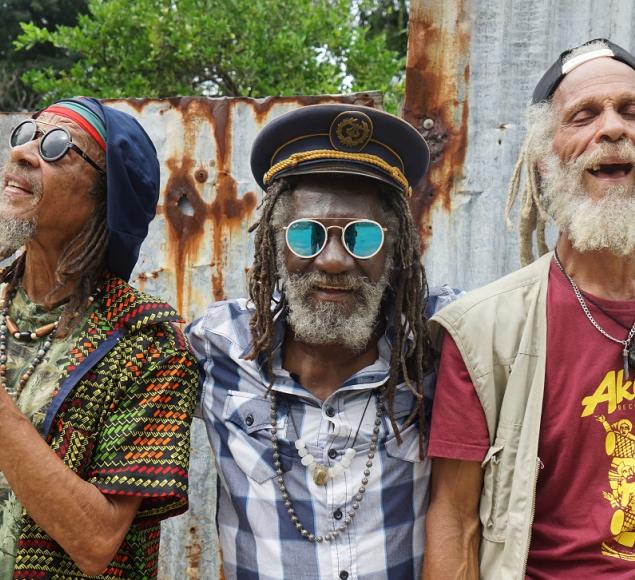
top-left (312, 465), bottom-right (329, 486)
top-left (629, 344), bottom-right (635, 377)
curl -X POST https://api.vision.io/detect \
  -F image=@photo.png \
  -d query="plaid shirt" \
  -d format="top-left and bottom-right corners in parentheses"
top-left (187, 287), bottom-right (459, 580)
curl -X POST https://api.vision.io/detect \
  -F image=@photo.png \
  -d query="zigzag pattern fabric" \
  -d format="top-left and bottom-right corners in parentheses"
top-left (10, 276), bottom-right (198, 579)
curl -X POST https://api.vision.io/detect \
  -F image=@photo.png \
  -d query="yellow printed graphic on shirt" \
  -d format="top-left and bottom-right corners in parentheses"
top-left (580, 368), bottom-right (635, 560)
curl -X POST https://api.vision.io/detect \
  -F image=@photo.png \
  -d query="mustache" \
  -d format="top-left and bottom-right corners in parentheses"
top-left (287, 271), bottom-right (372, 293)
top-left (566, 140), bottom-right (635, 172)
top-left (0, 162), bottom-right (41, 196)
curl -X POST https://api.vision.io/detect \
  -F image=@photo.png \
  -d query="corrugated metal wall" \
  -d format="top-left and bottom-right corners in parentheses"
top-left (408, 0), bottom-right (635, 293)
top-left (1, 1), bottom-right (635, 576)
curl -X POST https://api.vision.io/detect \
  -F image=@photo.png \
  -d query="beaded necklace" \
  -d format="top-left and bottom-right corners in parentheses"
top-left (270, 388), bottom-right (384, 543)
top-left (0, 284), bottom-right (98, 400)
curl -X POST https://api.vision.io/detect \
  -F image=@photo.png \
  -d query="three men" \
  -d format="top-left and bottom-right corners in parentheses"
top-left (0, 98), bottom-right (198, 578)
top-left (425, 39), bottom-right (635, 578)
top-left (188, 104), bottom-right (456, 579)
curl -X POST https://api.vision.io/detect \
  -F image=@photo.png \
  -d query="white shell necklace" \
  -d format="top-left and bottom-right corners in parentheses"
top-left (289, 390), bottom-right (374, 487)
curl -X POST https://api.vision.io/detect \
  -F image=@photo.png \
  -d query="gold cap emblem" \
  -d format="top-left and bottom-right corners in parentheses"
top-left (329, 111), bottom-right (373, 152)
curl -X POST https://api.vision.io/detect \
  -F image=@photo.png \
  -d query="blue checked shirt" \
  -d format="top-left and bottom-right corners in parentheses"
top-left (187, 287), bottom-right (460, 580)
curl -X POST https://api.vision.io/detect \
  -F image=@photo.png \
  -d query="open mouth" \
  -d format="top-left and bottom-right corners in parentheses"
top-left (3, 174), bottom-right (33, 196)
top-left (588, 162), bottom-right (634, 179)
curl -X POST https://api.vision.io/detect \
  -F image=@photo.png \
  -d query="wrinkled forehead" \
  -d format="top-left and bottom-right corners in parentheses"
top-left (552, 57), bottom-right (635, 112)
top-left (36, 111), bottom-right (105, 165)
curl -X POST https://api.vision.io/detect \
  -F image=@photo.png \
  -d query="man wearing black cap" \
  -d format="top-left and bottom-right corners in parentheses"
top-left (188, 104), bottom-right (458, 579)
top-left (424, 39), bottom-right (635, 579)
top-left (0, 98), bottom-right (197, 578)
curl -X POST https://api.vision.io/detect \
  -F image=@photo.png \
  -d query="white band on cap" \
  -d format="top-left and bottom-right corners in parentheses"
top-left (562, 48), bottom-right (615, 74)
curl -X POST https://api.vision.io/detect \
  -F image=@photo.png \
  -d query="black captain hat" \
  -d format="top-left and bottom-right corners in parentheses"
top-left (532, 38), bottom-right (635, 104)
top-left (250, 104), bottom-right (430, 197)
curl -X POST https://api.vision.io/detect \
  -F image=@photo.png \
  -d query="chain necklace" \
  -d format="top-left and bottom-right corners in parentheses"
top-left (270, 388), bottom-right (384, 543)
top-left (553, 251), bottom-right (635, 377)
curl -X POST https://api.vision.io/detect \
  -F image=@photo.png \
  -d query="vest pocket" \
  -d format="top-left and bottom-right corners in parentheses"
top-left (480, 438), bottom-right (506, 542)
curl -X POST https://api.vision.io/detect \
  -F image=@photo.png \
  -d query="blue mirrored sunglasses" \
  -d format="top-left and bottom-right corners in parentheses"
top-left (284, 218), bottom-right (386, 260)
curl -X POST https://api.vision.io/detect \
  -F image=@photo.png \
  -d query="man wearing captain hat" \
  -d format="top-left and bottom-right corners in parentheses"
top-left (188, 103), bottom-right (460, 579)
top-left (0, 97), bottom-right (198, 577)
top-left (425, 39), bottom-right (635, 578)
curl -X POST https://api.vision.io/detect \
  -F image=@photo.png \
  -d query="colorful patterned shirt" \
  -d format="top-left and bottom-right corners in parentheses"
top-left (187, 286), bottom-right (459, 580)
top-left (0, 276), bottom-right (199, 579)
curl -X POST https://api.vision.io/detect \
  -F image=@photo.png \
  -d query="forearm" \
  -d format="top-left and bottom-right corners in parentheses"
top-left (423, 502), bottom-right (480, 579)
top-left (0, 390), bottom-right (140, 574)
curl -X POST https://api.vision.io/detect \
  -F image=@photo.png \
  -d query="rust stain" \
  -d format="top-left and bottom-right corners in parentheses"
top-left (164, 154), bottom-right (207, 314)
top-left (248, 93), bottom-right (381, 126)
top-left (207, 99), bottom-right (257, 302)
top-left (133, 268), bottom-right (164, 292)
top-left (403, 0), bottom-right (471, 252)
top-left (185, 525), bottom-right (202, 579)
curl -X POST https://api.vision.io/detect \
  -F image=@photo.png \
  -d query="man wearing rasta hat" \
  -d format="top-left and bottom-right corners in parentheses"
top-left (187, 103), bottom-right (460, 579)
top-left (0, 97), bottom-right (198, 578)
top-left (425, 39), bottom-right (635, 578)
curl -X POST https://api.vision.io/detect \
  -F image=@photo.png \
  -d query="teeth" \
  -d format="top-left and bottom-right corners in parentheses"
top-left (7, 181), bottom-right (20, 187)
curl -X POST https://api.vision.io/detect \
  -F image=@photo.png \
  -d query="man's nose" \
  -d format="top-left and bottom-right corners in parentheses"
top-left (9, 139), bottom-right (41, 169)
top-left (596, 108), bottom-right (630, 143)
top-left (312, 230), bottom-right (355, 274)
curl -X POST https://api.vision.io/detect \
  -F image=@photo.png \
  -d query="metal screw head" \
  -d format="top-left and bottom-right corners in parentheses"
top-left (423, 118), bottom-right (435, 130)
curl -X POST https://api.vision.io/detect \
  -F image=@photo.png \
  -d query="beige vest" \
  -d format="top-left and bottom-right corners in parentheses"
top-left (430, 252), bottom-right (553, 579)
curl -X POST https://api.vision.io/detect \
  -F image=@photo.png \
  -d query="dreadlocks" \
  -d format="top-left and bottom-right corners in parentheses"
top-left (1, 179), bottom-right (109, 337)
top-left (504, 102), bottom-right (555, 265)
top-left (247, 177), bottom-right (433, 456)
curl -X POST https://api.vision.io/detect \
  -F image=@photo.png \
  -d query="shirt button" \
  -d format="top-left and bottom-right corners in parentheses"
top-left (325, 406), bottom-right (335, 417)
top-left (333, 508), bottom-right (343, 520)
top-left (339, 571), bottom-right (349, 580)
top-left (245, 414), bottom-right (254, 426)
top-left (328, 448), bottom-right (338, 459)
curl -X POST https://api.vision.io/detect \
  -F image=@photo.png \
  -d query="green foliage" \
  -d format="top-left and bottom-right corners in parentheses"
top-left (0, 0), bottom-right (88, 110)
top-left (14, 0), bottom-right (406, 111)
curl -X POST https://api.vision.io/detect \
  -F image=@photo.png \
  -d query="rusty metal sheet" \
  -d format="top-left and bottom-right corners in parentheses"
top-left (407, 0), bottom-right (635, 293)
top-left (0, 92), bottom-right (382, 579)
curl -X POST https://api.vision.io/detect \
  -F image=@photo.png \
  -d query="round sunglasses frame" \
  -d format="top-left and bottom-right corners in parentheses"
top-left (283, 218), bottom-right (387, 260)
top-left (10, 119), bottom-right (105, 177)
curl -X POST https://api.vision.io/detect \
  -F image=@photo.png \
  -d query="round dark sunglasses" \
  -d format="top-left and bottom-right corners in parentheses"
top-left (10, 119), bottom-right (105, 177)
top-left (284, 218), bottom-right (387, 260)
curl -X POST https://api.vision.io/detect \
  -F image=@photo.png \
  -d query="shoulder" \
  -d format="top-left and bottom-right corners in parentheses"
top-left (99, 276), bottom-right (193, 359)
top-left (431, 253), bottom-right (552, 326)
top-left (426, 284), bottom-right (465, 317)
top-left (186, 298), bottom-right (254, 360)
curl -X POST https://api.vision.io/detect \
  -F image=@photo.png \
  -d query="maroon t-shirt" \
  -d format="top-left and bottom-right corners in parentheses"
top-left (429, 261), bottom-right (635, 578)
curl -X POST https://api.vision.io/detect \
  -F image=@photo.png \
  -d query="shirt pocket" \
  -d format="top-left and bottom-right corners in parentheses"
top-left (383, 387), bottom-right (425, 463)
top-left (384, 422), bottom-right (425, 463)
top-left (222, 390), bottom-right (290, 484)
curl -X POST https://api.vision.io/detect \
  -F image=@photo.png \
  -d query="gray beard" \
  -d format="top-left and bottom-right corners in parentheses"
top-left (540, 142), bottom-right (635, 256)
top-left (279, 265), bottom-right (391, 352)
top-left (0, 214), bottom-right (35, 258)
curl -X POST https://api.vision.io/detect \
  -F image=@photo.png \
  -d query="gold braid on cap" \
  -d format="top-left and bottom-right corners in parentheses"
top-left (263, 150), bottom-right (412, 197)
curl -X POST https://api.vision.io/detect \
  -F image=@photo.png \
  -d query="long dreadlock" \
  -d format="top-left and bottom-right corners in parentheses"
top-left (504, 101), bottom-right (554, 266)
top-left (246, 177), bottom-right (434, 457)
top-left (1, 179), bottom-right (109, 337)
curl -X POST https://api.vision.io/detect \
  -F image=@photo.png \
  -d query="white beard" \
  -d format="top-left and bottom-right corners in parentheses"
top-left (540, 142), bottom-right (635, 256)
